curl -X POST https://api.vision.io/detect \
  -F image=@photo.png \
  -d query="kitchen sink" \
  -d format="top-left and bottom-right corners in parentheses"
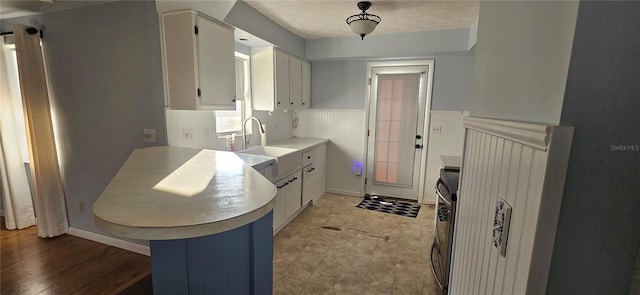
top-left (237, 146), bottom-right (301, 180)
top-left (237, 146), bottom-right (298, 158)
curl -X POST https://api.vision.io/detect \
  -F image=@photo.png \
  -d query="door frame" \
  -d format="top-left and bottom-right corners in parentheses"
top-left (362, 60), bottom-right (435, 203)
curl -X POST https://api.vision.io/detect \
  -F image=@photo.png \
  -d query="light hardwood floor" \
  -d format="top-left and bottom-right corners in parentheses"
top-left (0, 221), bottom-right (151, 295)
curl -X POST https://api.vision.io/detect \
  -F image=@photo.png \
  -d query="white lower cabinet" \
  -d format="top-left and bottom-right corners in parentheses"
top-left (270, 142), bottom-right (326, 234)
top-left (301, 144), bottom-right (326, 206)
top-left (273, 178), bottom-right (287, 230)
top-left (302, 165), bottom-right (315, 205)
top-left (273, 170), bottom-right (302, 232)
top-left (313, 144), bottom-right (326, 200)
top-left (284, 171), bottom-right (302, 218)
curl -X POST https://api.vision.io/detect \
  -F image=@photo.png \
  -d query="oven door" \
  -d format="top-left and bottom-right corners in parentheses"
top-left (435, 180), bottom-right (452, 247)
top-left (432, 179), bottom-right (452, 293)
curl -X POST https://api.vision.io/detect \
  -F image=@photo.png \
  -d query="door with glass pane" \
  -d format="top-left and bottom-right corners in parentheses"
top-left (366, 66), bottom-right (430, 200)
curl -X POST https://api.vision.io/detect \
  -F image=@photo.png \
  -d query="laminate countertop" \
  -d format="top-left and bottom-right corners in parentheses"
top-left (93, 146), bottom-right (277, 240)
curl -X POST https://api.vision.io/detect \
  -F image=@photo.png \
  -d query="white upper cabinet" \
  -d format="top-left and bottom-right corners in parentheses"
top-left (288, 56), bottom-right (302, 109)
top-left (252, 47), bottom-right (311, 111)
top-left (274, 49), bottom-right (289, 109)
top-left (301, 60), bottom-right (311, 109)
top-left (162, 10), bottom-right (236, 110)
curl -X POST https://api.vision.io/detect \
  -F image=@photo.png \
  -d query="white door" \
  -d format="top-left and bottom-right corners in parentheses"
top-left (365, 65), bottom-right (432, 200)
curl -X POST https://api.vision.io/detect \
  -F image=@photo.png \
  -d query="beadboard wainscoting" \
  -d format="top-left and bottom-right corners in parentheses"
top-left (293, 109), bottom-right (366, 197)
top-left (449, 117), bottom-right (573, 295)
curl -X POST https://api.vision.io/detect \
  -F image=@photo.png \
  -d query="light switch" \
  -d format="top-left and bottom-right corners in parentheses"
top-left (493, 198), bottom-right (512, 257)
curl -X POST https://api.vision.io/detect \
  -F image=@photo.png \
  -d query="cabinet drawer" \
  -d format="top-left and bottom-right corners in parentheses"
top-left (302, 150), bottom-right (313, 166)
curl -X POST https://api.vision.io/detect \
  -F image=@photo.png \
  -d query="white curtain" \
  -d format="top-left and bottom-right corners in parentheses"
top-left (0, 35), bottom-right (37, 230)
top-left (14, 24), bottom-right (68, 237)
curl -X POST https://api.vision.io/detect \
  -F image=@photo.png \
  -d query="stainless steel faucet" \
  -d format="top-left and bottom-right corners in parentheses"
top-left (242, 116), bottom-right (266, 150)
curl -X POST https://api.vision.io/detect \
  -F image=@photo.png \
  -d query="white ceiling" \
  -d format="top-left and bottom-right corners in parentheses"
top-left (245, 0), bottom-right (479, 40)
top-left (0, 1), bottom-right (479, 41)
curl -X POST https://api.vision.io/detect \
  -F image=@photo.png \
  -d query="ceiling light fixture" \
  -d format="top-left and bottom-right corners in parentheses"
top-left (346, 1), bottom-right (381, 40)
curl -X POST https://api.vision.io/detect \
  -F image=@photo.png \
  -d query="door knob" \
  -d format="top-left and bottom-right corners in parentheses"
top-left (415, 144), bottom-right (423, 149)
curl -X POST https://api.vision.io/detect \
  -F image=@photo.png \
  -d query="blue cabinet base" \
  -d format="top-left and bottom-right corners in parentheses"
top-left (150, 212), bottom-right (273, 295)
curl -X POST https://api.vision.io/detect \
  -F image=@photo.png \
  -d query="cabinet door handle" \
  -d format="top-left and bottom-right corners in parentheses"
top-left (289, 177), bottom-right (298, 182)
top-left (277, 182), bottom-right (289, 189)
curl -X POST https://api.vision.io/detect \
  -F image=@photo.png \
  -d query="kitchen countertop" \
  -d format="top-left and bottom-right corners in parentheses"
top-left (93, 146), bottom-right (277, 240)
top-left (268, 137), bottom-right (329, 151)
top-left (440, 155), bottom-right (462, 169)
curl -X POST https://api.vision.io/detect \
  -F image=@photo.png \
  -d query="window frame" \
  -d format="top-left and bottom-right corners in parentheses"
top-left (214, 52), bottom-right (252, 136)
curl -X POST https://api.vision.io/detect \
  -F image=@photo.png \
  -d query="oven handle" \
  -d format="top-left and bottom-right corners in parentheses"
top-left (436, 187), bottom-right (452, 207)
top-left (431, 240), bottom-right (445, 292)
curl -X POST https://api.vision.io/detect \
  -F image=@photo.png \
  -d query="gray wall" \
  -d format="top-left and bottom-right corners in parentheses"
top-left (549, 1), bottom-right (640, 294)
top-left (310, 61), bottom-right (367, 109)
top-left (1, 0), bottom-right (166, 240)
top-left (310, 55), bottom-right (474, 111)
top-left (431, 55), bottom-right (474, 111)
top-left (469, 1), bottom-right (579, 125)
top-left (305, 28), bottom-right (471, 61)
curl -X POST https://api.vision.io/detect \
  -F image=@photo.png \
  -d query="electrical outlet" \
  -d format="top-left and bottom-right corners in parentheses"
top-left (432, 125), bottom-right (442, 134)
top-left (144, 128), bottom-right (156, 143)
top-left (183, 129), bottom-right (194, 142)
top-left (79, 201), bottom-right (85, 213)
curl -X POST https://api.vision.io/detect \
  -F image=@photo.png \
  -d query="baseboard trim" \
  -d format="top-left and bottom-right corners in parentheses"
top-left (326, 188), bottom-right (361, 197)
top-left (68, 227), bottom-right (150, 256)
top-left (312, 189), bottom-right (327, 204)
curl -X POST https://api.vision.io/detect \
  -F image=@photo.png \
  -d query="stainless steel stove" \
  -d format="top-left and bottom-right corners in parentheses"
top-left (430, 167), bottom-right (460, 295)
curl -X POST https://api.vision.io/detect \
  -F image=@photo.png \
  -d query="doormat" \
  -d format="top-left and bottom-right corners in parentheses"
top-left (356, 194), bottom-right (421, 218)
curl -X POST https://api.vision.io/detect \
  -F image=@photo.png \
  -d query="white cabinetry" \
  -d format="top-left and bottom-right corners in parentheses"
top-left (302, 144), bottom-right (327, 206)
top-left (273, 170), bottom-right (302, 231)
top-left (301, 60), bottom-right (311, 108)
top-left (313, 144), bottom-right (326, 200)
top-left (288, 56), bottom-right (302, 109)
top-left (302, 165), bottom-right (315, 205)
top-left (162, 10), bottom-right (236, 110)
top-left (252, 47), bottom-right (311, 111)
top-left (273, 178), bottom-right (287, 230)
top-left (284, 171), bottom-right (302, 218)
top-left (274, 49), bottom-right (289, 109)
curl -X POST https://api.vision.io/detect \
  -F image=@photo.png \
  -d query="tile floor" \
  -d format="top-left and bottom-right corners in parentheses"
top-left (273, 193), bottom-right (439, 295)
